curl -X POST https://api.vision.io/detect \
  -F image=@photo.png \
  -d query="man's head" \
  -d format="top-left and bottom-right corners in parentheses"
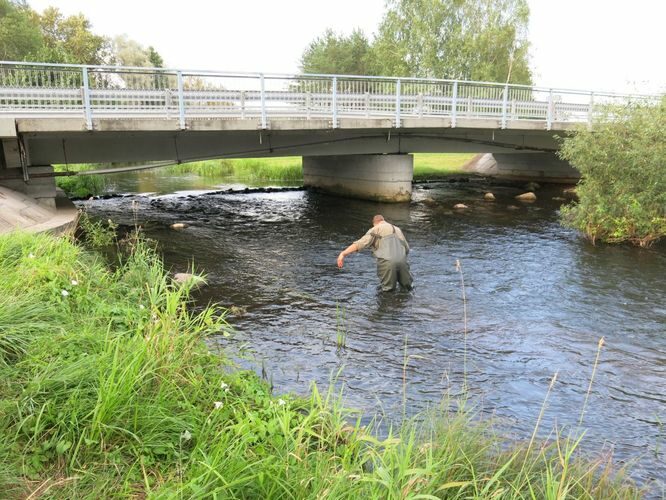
top-left (372, 214), bottom-right (385, 226)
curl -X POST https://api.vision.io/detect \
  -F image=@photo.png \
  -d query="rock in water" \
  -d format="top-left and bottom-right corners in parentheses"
top-left (173, 273), bottom-right (206, 287)
top-left (515, 192), bottom-right (537, 202)
top-left (453, 203), bottom-right (469, 209)
top-left (525, 181), bottom-right (541, 191)
top-left (563, 187), bottom-right (578, 197)
top-left (483, 192), bottom-right (496, 201)
top-left (170, 222), bottom-right (187, 229)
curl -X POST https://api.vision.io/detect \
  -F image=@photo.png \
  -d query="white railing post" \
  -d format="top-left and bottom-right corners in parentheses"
top-left (587, 91), bottom-right (594, 129)
top-left (240, 90), bottom-right (246, 119)
top-left (177, 71), bottom-right (186, 130)
top-left (546, 89), bottom-right (553, 130)
top-left (395, 79), bottom-right (401, 127)
top-left (332, 76), bottom-right (338, 128)
top-left (451, 81), bottom-right (458, 127)
top-left (260, 74), bottom-right (267, 129)
top-left (417, 93), bottom-right (423, 118)
top-left (81, 67), bottom-right (93, 130)
top-left (306, 92), bottom-right (311, 120)
top-left (501, 84), bottom-right (509, 129)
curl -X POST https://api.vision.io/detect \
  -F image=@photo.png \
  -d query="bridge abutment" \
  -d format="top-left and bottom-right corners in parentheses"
top-left (1, 125), bottom-right (58, 209)
top-left (463, 152), bottom-right (580, 183)
top-left (303, 154), bottom-right (413, 202)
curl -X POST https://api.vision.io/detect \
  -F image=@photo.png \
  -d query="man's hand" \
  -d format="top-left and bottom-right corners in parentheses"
top-left (337, 253), bottom-right (345, 269)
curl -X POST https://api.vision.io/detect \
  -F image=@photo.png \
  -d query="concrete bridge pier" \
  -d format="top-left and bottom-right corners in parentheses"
top-left (464, 152), bottom-right (580, 183)
top-left (303, 154), bottom-right (413, 202)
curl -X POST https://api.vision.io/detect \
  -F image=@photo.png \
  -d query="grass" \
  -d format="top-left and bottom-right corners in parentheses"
top-left (0, 229), bottom-right (642, 498)
top-left (165, 157), bottom-right (304, 182)
top-left (412, 153), bottom-right (477, 179)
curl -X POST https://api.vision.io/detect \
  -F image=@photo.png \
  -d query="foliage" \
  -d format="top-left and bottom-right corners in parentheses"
top-left (112, 34), bottom-right (165, 69)
top-left (300, 28), bottom-right (376, 75)
top-left (32, 6), bottom-right (108, 64)
top-left (373, 0), bottom-right (532, 83)
top-left (559, 99), bottom-right (666, 247)
top-left (0, 0), bottom-right (42, 61)
top-left (0, 231), bottom-right (641, 497)
top-left (300, 0), bottom-right (532, 84)
top-left (53, 164), bottom-right (107, 198)
top-left (0, 1), bottom-right (164, 67)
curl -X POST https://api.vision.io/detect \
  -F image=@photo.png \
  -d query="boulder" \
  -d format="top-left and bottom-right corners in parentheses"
top-left (483, 192), bottom-right (496, 201)
top-left (453, 203), bottom-right (469, 209)
top-left (170, 222), bottom-right (187, 229)
top-left (422, 198), bottom-right (438, 207)
top-left (563, 187), bottom-right (578, 197)
top-left (515, 192), bottom-right (537, 202)
top-left (173, 273), bottom-right (206, 287)
top-left (525, 181), bottom-right (541, 191)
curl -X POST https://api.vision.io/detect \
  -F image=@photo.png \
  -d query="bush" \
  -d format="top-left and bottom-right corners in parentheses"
top-left (558, 99), bottom-right (666, 246)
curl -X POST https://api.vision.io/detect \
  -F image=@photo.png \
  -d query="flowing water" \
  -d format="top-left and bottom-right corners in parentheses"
top-left (83, 170), bottom-right (666, 492)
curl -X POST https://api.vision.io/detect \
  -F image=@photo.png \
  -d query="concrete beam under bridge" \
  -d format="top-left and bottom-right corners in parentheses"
top-left (303, 154), bottom-right (413, 202)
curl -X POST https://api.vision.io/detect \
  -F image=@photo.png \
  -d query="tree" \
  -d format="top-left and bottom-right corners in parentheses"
top-left (371, 0), bottom-right (532, 83)
top-left (300, 28), bottom-right (376, 75)
top-left (558, 99), bottom-right (666, 247)
top-left (147, 46), bottom-right (164, 68)
top-left (0, 0), bottom-right (42, 61)
top-left (35, 6), bottom-right (108, 64)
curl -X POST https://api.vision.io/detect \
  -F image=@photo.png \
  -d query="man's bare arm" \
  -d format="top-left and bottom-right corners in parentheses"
top-left (337, 243), bottom-right (359, 268)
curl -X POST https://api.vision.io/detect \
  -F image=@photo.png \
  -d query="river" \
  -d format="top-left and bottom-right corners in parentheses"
top-left (81, 169), bottom-right (666, 493)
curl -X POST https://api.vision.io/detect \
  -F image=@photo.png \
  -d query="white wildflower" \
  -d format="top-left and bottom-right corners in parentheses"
top-left (181, 430), bottom-right (192, 441)
top-left (28, 253), bottom-right (35, 259)
top-left (139, 304), bottom-right (145, 310)
top-left (214, 401), bottom-right (224, 409)
top-left (277, 399), bottom-right (286, 406)
top-left (61, 289), bottom-right (69, 297)
top-left (220, 381), bottom-right (229, 392)
top-left (71, 279), bottom-right (78, 286)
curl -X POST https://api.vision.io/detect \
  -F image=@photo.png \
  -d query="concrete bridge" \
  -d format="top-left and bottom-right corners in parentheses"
top-left (0, 61), bottom-right (659, 209)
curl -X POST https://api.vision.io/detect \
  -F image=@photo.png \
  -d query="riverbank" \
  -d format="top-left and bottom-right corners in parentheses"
top-left (55, 153), bottom-right (477, 198)
top-left (0, 229), bottom-right (641, 498)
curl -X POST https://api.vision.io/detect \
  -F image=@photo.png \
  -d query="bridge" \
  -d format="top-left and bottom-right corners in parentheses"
top-left (0, 61), bottom-right (660, 210)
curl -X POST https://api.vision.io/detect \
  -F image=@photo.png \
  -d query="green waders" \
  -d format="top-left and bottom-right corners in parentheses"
top-left (372, 226), bottom-right (413, 292)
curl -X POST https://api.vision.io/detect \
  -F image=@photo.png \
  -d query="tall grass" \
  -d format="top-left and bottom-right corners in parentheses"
top-left (0, 230), bottom-right (642, 498)
top-left (165, 157), bottom-right (303, 182)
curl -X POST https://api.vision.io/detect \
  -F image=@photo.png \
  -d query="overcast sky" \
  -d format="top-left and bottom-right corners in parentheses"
top-left (27, 0), bottom-right (666, 94)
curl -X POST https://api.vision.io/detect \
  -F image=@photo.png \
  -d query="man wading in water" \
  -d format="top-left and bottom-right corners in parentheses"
top-left (337, 214), bottom-right (413, 292)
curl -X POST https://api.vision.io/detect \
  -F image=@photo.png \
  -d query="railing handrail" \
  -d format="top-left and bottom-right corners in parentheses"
top-left (0, 60), bottom-right (661, 100)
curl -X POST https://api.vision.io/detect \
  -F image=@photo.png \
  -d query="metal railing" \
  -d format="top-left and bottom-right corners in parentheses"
top-left (0, 61), bottom-right (660, 131)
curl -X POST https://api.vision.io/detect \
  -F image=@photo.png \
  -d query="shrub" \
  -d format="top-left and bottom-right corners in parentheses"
top-left (558, 98), bottom-right (666, 247)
